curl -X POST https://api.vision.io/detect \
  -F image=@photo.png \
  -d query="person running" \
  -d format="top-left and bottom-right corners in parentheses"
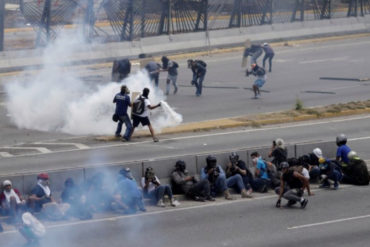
top-left (262, 43), bottom-right (275, 72)
top-left (113, 85), bottom-right (132, 141)
top-left (246, 63), bottom-right (266, 99)
top-left (129, 88), bottom-right (161, 142)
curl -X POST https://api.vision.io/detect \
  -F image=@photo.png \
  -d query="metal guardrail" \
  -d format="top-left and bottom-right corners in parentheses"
top-left (1, 0), bottom-right (370, 51)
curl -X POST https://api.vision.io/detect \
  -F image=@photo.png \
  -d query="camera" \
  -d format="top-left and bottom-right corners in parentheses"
top-left (208, 166), bottom-right (220, 183)
top-left (145, 168), bottom-right (156, 182)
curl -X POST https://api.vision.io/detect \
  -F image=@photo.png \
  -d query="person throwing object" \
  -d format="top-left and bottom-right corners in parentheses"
top-left (246, 63), bottom-right (266, 99)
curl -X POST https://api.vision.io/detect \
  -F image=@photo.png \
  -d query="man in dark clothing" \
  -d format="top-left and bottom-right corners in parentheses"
top-left (27, 173), bottom-right (54, 213)
top-left (318, 158), bottom-right (343, 190)
top-left (246, 63), bottom-right (266, 98)
top-left (171, 160), bottom-right (215, 202)
top-left (225, 152), bottom-right (253, 197)
top-left (268, 138), bottom-right (287, 171)
top-left (112, 59), bottom-right (131, 82)
top-left (243, 44), bottom-right (263, 65)
top-left (187, 59), bottom-right (207, 96)
top-left (113, 85), bottom-right (132, 141)
top-left (161, 56), bottom-right (179, 95)
top-left (145, 61), bottom-right (161, 87)
top-left (276, 162), bottom-right (310, 209)
top-left (341, 151), bottom-right (369, 185)
top-left (261, 43), bottom-right (274, 72)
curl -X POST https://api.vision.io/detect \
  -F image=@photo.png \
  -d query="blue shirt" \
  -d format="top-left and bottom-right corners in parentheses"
top-left (113, 93), bottom-right (130, 116)
top-left (256, 158), bottom-right (269, 179)
top-left (116, 177), bottom-right (141, 199)
top-left (337, 145), bottom-right (351, 164)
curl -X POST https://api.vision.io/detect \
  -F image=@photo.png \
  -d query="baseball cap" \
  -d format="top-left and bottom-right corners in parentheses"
top-left (37, 173), bottom-right (49, 180)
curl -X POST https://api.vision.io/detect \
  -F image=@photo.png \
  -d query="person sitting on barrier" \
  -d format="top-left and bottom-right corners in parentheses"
top-left (61, 178), bottom-right (92, 220)
top-left (336, 133), bottom-right (351, 167)
top-left (200, 155), bottom-right (234, 200)
top-left (171, 160), bottom-right (215, 202)
top-left (250, 152), bottom-right (270, 193)
top-left (83, 173), bottom-right (113, 213)
top-left (225, 152), bottom-right (253, 198)
top-left (27, 173), bottom-right (55, 213)
top-left (141, 167), bottom-right (180, 207)
top-left (113, 168), bottom-right (146, 214)
top-left (268, 138), bottom-right (287, 171)
top-left (318, 157), bottom-right (343, 190)
top-left (341, 151), bottom-right (370, 186)
top-left (0, 179), bottom-right (26, 221)
top-left (275, 162), bottom-right (309, 209)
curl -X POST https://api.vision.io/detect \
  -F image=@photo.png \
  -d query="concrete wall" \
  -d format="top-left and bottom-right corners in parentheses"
top-left (0, 141), bottom-right (338, 197)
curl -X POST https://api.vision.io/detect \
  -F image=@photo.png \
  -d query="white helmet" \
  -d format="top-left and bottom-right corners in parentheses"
top-left (313, 148), bottom-right (323, 159)
top-left (347, 150), bottom-right (357, 159)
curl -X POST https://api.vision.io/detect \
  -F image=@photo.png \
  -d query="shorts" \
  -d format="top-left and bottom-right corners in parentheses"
top-left (254, 78), bottom-right (265, 88)
top-left (132, 115), bottom-right (150, 127)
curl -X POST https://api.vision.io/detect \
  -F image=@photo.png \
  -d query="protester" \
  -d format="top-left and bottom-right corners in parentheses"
top-left (83, 173), bottom-right (113, 213)
top-left (0, 180), bottom-right (26, 220)
top-left (225, 152), bottom-right (253, 198)
top-left (112, 58), bottom-right (131, 82)
top-left (171, 160), bottom-right (215, 201)
top-left (268, 138), bottom-right (287, 171)
top-left (141, 167), bottom-right (180, 207)
top-left (336, 133), bottom-right (351, 167)
top-left (341, 151), bottom-right (369, 185)
top-left (298, 152), bottom-right (320, 183)
top-left (200, 155), bottom-right (234, 200)
top-left (17, 212), bottom-right (45, 246)
top-left (145, 61), bottom-right (161, 87)
top-left (246, 63), bottom-right (266, 99)
top-left (113, 85), bottom-right (132, 141)
top-left (162, 58), bottom-right (179, 95)
top-left (261, 43), bottom-right (274, 72)
top-left (243, 43), bottom-right (263, 66)
top-left (318, 157), bottom-right (343, 190)
top-left (27, 173), bottom-right (55, 213)
top-left (275, 162), bottom-right (310, 209)
top-left (130, 88), bottom-right (161, 142)
top-left (114, 168), bottom-right (146, 213)
top-left (61, 178), bottom-right (92, 220)
top-left (187, 59), bottom-right (207, 96)
top-left (250, 152), bottom-right (270, 192)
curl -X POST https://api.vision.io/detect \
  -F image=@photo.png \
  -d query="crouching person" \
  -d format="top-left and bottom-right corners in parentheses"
top-left (141, 167), bottom-right (180, 207)
top-left (200, 156), bottom-right (233, 200)
top-left (276, 162), bottom-right (310, 209)
top-left (171, 160), bottom-right (215, 202)
top-left (114, 168), bottom-right (146, 214)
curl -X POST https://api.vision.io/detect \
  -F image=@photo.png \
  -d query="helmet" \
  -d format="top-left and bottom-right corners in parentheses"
top-left (313, 148), bottom-right (323, 159)
top-left (175, 160), bottom-right (186, 171)
top-left (275, 138), bottom-right (285, 148)
top-left (347, 150), bottom-right (357, 159)
top-left (281, 161), bottom-right (289, 169)
top-left (229, 152), bottom-right (239, 162)
top-left (263, 43), bottom-right (268, 46)
top-left (206, 155), bottom-right (217, 168)
top-left (336, 134), bottom-right (347, 146)
top-left (319, 157), bottom-right (326, 164)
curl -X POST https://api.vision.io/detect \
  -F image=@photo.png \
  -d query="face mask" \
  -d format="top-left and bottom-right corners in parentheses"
top-left (252, 157), bottom-right (258, 164)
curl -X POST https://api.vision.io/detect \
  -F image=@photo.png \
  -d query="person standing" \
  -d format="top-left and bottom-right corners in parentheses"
top-left (130, 88), bottom-right (161, 142)
top-left (145, 61), bottom-right (161, 87)
top-left (188, 59), bottom-right (207, 96)
top-left (262, 43), bottom-right (274, 72)
top-left (246, 63), bottom-right (266, 99)
top-left (165, 60), bottom-right (179, 95)
top-left (113, 85), bottom-right (132, 141)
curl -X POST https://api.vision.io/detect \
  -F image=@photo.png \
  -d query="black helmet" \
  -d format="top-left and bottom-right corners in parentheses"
top-left (229, 152), bottom-right (239, 162)
top-left (175, 160), bottom-right (186, 171)
top-left (206, 155), bottom-right (217, 168)
top-left (336, 134), bottom-right (347, 146)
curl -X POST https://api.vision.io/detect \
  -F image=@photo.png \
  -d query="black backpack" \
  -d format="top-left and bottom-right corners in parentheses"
top-left (196, 60), bottom-right (207, 68)
top-left (132, 96), bottom-right (145, 115)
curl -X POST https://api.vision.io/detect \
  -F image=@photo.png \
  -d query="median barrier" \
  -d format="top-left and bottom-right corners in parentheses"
top-left (295, 140), bottom-right (337, 160)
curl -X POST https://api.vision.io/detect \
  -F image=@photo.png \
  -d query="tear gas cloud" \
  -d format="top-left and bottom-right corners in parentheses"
top-left (5, 30), bottom-right (182, 135)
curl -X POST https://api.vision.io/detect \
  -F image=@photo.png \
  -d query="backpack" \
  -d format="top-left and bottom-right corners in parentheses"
top-left (196, 60), bottom-right (207, 68)
top-left (256, 67), bottom-right (265, 76)
top-left (132, 96), bottom-right (146, 115)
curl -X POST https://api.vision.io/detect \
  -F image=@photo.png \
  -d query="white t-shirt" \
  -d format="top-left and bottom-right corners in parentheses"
top-left (141, 176), bottom-right (160, 193)
top-left (301, 167), bottom-right (310, 179)
top-left (134, 97), bottom-right (151, 118)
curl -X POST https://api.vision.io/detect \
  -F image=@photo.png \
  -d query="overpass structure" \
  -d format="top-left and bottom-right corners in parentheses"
top-left (1, 0), bottom-right (370, 50)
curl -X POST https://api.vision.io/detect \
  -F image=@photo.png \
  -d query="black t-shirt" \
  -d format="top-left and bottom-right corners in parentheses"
top-left (283, 170), bottom-right (302, 189)
top-left (271, 147), bottom-right (287, 167)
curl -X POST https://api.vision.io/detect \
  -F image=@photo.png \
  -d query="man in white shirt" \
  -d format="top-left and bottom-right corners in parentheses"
top-left (130, 88), bottom-right (161, 142)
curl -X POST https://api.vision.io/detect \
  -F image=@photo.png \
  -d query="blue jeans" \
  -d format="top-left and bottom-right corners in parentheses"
top-left (323, 170), bottom-right (343, 187)
top-left (193, 73), bottom-right (206, 96)
top-left (115, 115), bottom-right (132, 140)
top-left (226, 174), bottom-right (246, 192)
top-left (250, 178), bottom-right (269, 192)
top-left (148, 185), bottom-right (173, 203)
top-left (210, 175), bottom-right (227, 196)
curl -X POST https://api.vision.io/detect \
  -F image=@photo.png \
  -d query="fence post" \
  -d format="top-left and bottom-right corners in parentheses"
top-left (0, 0), bottom-right (4, 51)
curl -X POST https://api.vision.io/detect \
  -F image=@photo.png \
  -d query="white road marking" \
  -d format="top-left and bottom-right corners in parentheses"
top-left (33, 142), bottom-right (90, 150)
top-left (299, 56), bottom-right (348, 64)
top-left (288, 214), bottom-right (370, 230)
top-left (0, 152), bottom-right (13, 157)
top-left (1, 146), bottom-right (51, 153)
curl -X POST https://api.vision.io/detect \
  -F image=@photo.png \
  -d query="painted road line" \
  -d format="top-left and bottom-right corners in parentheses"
top-left (33, 142), bottom-right (90, 150)
top-left (0, 152), bottom-right (13, 157)
top-left (287, 214), bottom-right (370, 230)
top-left (299, 56), bottom-right (348, 64)
top-left (1, 147), bottom-right (51, 153)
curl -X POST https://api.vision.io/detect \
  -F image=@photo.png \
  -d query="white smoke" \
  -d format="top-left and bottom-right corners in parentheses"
top-left (5, 30), bottom-right (183, 135)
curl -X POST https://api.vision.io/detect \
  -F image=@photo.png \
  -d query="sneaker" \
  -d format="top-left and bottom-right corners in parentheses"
top-left (333, 184), bottom-right (339, 190)
top-left (241, 189), bottom-right (253, 198)
top-left (115, 134), bottom-right (122, 138)
top-left (157, 199), bottom-right (165, 207)
top-left (170, 199), bottom-right (180, 207)
top-left (194, 196), bottom-right (206, 202)
top-left (300, 199), bottom-right (308, 209)
top-left (205, 195), bottom-right (216, 201)
top-left (153, 137), bottom-right (159, 142)
top-left (224, 190), bottom-right (234, 200)
top-left (139, 207), bottom-right (147, 212)
top-left (319, 183), bottom-right (330, 189)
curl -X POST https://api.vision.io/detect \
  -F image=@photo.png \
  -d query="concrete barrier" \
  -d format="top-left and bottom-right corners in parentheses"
top-left (0, 140), bottom-right (339, 197)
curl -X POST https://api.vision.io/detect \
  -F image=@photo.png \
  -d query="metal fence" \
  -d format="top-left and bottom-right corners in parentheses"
top-left (1, 0), bottom-right (370, 50)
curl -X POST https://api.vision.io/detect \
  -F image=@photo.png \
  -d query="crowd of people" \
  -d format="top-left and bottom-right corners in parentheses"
top-left (1, 134), bottom-right (368, 244)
